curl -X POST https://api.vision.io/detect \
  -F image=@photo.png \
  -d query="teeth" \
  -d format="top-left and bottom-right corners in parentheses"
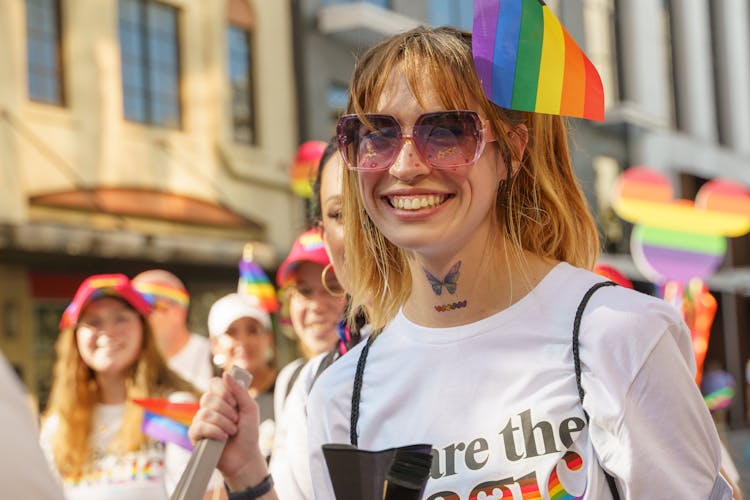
top-left (390, 195), bottom-right (446, 210)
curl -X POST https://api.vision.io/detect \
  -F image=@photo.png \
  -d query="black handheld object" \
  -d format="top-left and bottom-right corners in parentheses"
top-left (383, 448), bottom-right (433, 500)
top-left (322, 443), bottom-right (432, 500)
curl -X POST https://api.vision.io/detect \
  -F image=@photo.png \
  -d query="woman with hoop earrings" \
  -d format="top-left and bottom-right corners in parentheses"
top-left (272, 227), bottom-right (347, 423)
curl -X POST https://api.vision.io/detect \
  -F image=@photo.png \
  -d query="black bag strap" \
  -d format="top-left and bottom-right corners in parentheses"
top-left (284, 361), bottom-right (307, 400)
top-left (574, 281), bottom-right (621, 500)
top-left (350, 335), bottom-right (375, 446)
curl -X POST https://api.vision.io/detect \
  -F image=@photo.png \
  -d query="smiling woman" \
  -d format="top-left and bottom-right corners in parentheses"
top-left (39, 274), bottom-right (201, 500)
top-left (186, 21), bottom-right (734, 500)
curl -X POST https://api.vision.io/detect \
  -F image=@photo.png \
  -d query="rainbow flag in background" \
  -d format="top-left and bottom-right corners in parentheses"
top-left (238, 259), bottom-right (279, 313)
top-left (472, 0), bottom-right (604, 121)
top-left (134, 398), bottom-right (199, 451)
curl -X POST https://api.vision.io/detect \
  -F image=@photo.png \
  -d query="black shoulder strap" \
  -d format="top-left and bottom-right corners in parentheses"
top-left (573, 280), bottom-right (621, 500)
top-left (284, 360), bottom-right (307, 400)
top-left (350, 335), bottom-right (375, 446)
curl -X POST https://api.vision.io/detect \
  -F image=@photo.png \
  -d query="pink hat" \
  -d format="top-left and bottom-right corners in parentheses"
top-left (60, 274), bottom-right (152, 329)
top-left (276, 228), bottom-right (330, 287)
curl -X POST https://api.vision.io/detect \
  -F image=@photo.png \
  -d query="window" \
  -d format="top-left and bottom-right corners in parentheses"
top-left (660, 0), bottom-right (677, 128)
top-left (118, 0), bottom-right (181, 127)
top-left (227, 25), bottom-right (255, 144)
top-left (428, 0), bottom-right (473, 31)
top-left (227, 0), bottom-right (255, 144)
top-left (327, 82), bottom-right (348, 117)
top-left (26, 0), bottom-right (63, 104)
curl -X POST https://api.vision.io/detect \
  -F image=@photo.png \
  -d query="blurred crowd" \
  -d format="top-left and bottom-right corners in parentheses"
top-left (0, 138), bottom-right (349, 500)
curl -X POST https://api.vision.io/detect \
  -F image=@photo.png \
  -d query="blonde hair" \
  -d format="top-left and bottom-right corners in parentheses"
top-left (342, 26), bottom-right (599, 331)
top-left (43, 301), bottom-right (197, 479)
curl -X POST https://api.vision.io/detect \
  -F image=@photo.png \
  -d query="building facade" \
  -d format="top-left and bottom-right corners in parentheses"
top-left (0, 0), bottom-right (303, 407)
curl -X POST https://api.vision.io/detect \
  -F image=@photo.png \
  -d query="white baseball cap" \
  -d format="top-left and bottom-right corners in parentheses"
top-left (207, 293), bottom-right (272, 338)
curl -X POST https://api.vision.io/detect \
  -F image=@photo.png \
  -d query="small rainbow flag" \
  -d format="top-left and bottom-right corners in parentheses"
top-left (472, 0), bottom-right (604, 121)
top-left (134, 398), bottom-right (200, 451)
top-left (238, 259), bottom-right (279, 313)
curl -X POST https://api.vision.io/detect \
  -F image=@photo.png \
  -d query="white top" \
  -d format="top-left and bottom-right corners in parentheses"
top-left (270, 326), bottom-right (372, 500)
top-left (0, 354), bottom-right (65, 499)
top-left (274, 357), bottom-right (308, 424)
top-left (168, 333), bottom-right (213, 393)
top-left (40, 402), bottom-right (192, 500)
top-left (307, 263), bottom-right (732, 499)
top-left (270, 355), bottom-right (326, 500)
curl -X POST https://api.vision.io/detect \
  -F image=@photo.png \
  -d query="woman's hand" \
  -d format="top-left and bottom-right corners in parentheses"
top-left (188, 373), bottom-right (270, 488)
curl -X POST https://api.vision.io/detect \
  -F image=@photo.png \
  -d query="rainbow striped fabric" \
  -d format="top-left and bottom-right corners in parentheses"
top-left (472, 0), bottom-right (604, 121)
top-left (133, 281), bottom-right (190, 308)
top-left (134, 398), bottom-right (199, 451)
top-left (238, 259), bottom-right (279, 313)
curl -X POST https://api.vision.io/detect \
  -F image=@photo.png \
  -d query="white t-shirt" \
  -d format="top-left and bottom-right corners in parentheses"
top-left (307, 263), bottom-right (732, 499)
top-left (0, 354), bottom-right (64, 500)
top-left (168, 334), bottom-right (213, 393)
top-left (271, 325), bottom-right (372, 500)
top-left (270, 355), bottom-right (325, 500)
top-left (40, 402), bottom-right (192, 500)
top-left (274, 357), bottom-right (308, 423)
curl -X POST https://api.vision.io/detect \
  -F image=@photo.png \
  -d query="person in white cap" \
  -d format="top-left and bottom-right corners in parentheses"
top-left (208, 292), bottom-right (276, 459)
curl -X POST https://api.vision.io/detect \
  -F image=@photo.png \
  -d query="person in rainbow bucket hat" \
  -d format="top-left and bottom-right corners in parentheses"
top-left (273, 228), bottom-right (347, 435)
top-left (40, 273), bottom-right (202, 499)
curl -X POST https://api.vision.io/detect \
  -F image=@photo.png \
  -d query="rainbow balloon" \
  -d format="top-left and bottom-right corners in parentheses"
top-left (472, 0), bottom-right (604, 121)
top-left (700, 369), bottom-right (735, 411)
top-left (290, 141), bottom-right (327, 199)
top-left (613, 166), bottom-right (750, 283)
top-left (613, 166), bottom-right (750, 386)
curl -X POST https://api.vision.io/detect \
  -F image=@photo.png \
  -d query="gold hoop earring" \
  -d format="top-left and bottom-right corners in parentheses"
top-left (321, 263), bottom-right (346, 297)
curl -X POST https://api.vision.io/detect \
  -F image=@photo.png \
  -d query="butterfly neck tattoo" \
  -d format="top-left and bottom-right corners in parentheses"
top-left (423, 261), bottom-right (461, 296)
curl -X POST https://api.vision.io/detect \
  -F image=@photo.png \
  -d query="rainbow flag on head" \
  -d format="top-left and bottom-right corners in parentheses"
top-left (472, 0), bottom-right (604, 121)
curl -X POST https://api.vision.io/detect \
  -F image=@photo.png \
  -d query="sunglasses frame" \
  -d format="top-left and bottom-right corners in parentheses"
top-left (336, 110), bottom-right (494, 172)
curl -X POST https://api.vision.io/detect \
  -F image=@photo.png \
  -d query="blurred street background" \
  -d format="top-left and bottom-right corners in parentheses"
top-left (1, 0), bottom-right (749, 489)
